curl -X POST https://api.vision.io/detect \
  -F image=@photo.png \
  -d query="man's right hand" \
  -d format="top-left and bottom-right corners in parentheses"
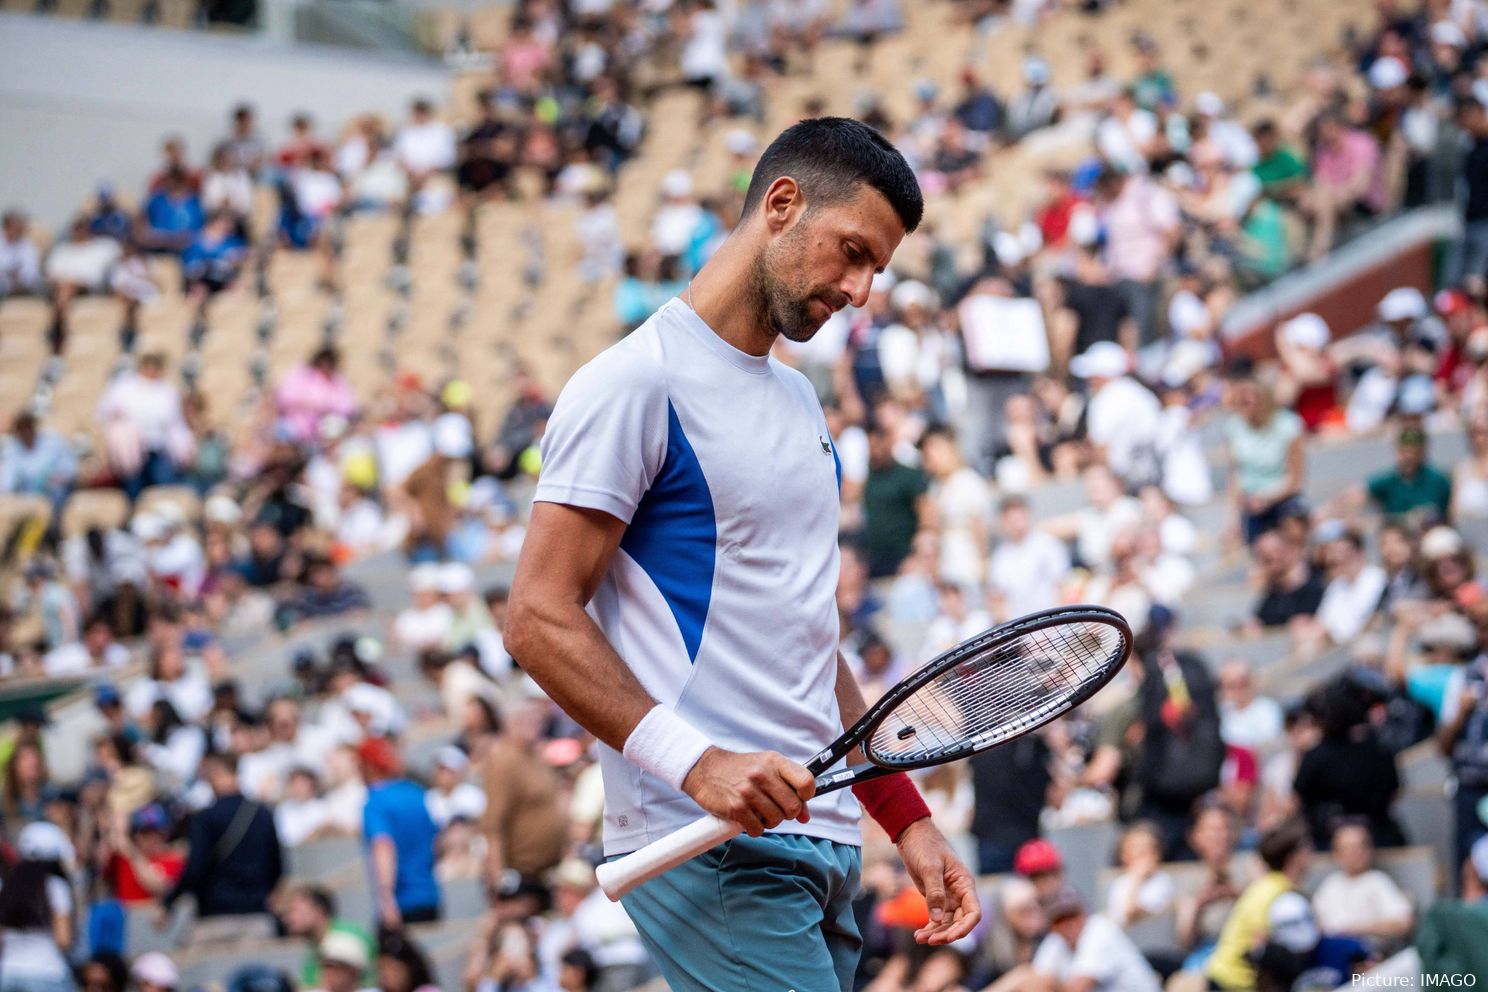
top-left (681, 747), bottom-right (816, 836)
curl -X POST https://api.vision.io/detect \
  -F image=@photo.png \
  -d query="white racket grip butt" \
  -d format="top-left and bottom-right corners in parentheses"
top-left (596, 813), bottom-right (742, 901)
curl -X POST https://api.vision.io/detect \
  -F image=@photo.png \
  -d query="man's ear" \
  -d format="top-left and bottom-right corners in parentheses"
top-left (760, 176), bottom-right (805, 235)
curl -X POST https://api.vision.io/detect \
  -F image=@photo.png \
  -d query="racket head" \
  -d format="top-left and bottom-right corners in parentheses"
top-left (856, 605), bottom-right (1132, 771)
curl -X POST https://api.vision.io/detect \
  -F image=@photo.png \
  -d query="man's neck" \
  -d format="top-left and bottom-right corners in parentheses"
top-left (685, 234), bottom-right (774, 357)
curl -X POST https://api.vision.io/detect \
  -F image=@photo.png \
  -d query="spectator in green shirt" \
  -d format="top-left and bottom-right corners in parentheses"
top-left (1366, 427), bottom-right (1452, 519)
top-left (283, 884), bottom-right (376, 990)
top-left (1252, 120), bottom-right (1309, 199)
top-left (862, 419), bottom-right (930, 579)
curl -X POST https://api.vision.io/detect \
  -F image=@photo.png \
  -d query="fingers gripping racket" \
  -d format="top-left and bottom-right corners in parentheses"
top-left (596, 605), bottom-right (1132, 900)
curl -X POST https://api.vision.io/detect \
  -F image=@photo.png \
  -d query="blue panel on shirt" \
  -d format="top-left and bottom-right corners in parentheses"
top-left (621, 401), bottom-right (716, 663)
top-left (831, 442), bottom-right (842, 493)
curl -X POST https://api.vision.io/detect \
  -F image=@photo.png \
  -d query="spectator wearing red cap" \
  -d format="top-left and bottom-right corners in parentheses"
top-left (1014, 838), bottom-right (1066, 902)
top-left (359, 737), bottom-right (441, 927)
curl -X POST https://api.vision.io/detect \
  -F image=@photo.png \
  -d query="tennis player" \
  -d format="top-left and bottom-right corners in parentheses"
top-left (505, 117), bottom-right (980, 990)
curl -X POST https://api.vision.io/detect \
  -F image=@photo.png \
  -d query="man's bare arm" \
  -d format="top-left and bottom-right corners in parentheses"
top-left (505, 501), bottom-right (814, 835)
top-left (833, 653), bottom-right (980, 945)
top-left (504, 502), bottom-right (655, 748)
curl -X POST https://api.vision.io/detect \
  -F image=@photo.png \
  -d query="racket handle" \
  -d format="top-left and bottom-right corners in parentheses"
top-left (596, 814), bottom-right (742, 901)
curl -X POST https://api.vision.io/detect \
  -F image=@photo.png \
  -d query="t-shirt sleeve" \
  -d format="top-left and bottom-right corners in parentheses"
top-left (1068, 917), bottom-right (1118, 980)
top-left (532, 345), bottom-right (669, 525)
top-left (47, 874), bottom-right (72, 915)
top-left (1366, 471), bottom-right (1389, 507)
top-left (363, 794), bottom-right (390, 841)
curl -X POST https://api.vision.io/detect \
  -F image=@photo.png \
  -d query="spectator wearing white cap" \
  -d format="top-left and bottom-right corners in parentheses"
top-left (540, 857), bottom-right (655, 991)
top-left (1072, 341), bottom-right (1163, 488)
top-left (878, 280), bottom-right (959, 415)
top-left (1274, 313), bottom-right (1340, 432)
top-left (131, 952), bottom-right (181, 992)
top-left (425, 745), bottom-right (486, 829)
top-left (1005, 56), bottom-right (1060, 142)
top-left (0, 819), bottom-right (76, 992)
top-left (649, 169), bottom-right (707, 260)
top-left (311, 930), bottom-right (377, 992)
top-left (1095, 88), bottom-right (1159, 176)
top-left (438, 562), bottom-right (492, 654)
top-left (392, 564), bottom-right (453, 653)
top-left (1193, 91), bottom-right (1259, 169)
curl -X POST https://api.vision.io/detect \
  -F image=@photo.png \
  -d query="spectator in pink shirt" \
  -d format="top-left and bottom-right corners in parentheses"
top-left (277, 347), bottom-right (358, 445)
top-left (1096, 167), bottom-right (1182, 345)
top-left (500, 16), bottom-right (554, 94)
top-left (1303, 112), bottom-right (1383, 259)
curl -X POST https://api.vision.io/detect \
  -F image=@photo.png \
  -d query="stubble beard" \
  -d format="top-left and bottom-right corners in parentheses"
top-left (749, 225), bottom-right (824, 344)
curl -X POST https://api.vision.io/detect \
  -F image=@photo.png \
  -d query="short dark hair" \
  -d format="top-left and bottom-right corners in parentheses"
top-left (202, 750), bottom-right (239, 775)
top-left (742, 117), bottom-right (923, 233)
top-left (297, 884), bottom-right (336, 918)
top-left (1258, 817), bottom-right (1311, 871)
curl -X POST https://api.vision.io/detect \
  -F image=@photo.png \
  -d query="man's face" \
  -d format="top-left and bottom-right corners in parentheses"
top-left (750, 185), bottom-right (903, 343)
top-left (1396, 439), bottom-right (1425, 474)
top-left (321, 961), bottom-right (359, 992)
top-left (268, 700), bottom-right (299, 742)
top-left (1254, 533), bottom-right (1292, 583)
top-left (1332, 825), bottom-right (1372, 875)
top-left (1001, 505), bottom-right (1030, 541)
top-left (284, 894), bottom-right (323, 936)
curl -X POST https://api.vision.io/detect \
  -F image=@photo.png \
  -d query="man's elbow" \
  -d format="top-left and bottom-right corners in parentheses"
top-left (502, 593), bottom-right (548, 670)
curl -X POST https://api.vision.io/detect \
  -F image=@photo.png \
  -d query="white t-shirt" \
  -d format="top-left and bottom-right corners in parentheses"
top-left (148, 532), bottom-right (207, 598)
top-left (96, 373), bottom-right (184, 450)
top-left (1221, 696), bottom-right (1285, 752)
top-left (203, 169), bottom-right (254, 217)
top-left (535, 298), bottom-right (858, 855)
top-left (1096, 110), bottom-right (1159, 174)
top-left (425, 782), bottom-right (488, 828)
top-left (1317, 564), bottom-right (1387, 644)
top-left (292, 168), bottom-right (343, 219)
top-left (394, 603), bottom-right (454, 651)
top-left (1033, 913), bottom-right (1161, 992)
top-left (126, 666), bottom-right (212, 722)
top-left (1312, 869), bottom-right (1412, 936)
top-left (1077, 497), bottom-right (1143, 569)
top-left (276, 797), bottom-right (329, 847)
top-left (1106, 871), bottom-right (1176, 924)
top-left (376, 420), bottom-right (433, 488)
top-left (650, 202), bottom-right (704, 256)
top-left (1086, 378), bottom-right (1162, 484)
top-left (988, 532), bottom-right (1071, 617)
top-left (0, 874), bottom-right (72, 981)
top-left (43, 640), bottom-right (129, 676)
top-left (930, 467), bottom-right (992, 587)
top-left (395, 120), bottom-right (457, 173)
top-left (46, 237), bottom-right (120, 289)
top-left (680, 8), bottom-right (728, 81)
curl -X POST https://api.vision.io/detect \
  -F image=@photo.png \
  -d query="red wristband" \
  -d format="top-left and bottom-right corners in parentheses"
top-left (852, 772), bottom-right (931, 842)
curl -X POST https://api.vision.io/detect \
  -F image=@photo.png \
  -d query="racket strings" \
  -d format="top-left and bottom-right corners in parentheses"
top-left (865, 620), bottom-right (1125, 766)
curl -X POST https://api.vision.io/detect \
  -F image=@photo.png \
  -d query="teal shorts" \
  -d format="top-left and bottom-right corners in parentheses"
top-left (617, 832), bottom-right (862, 992)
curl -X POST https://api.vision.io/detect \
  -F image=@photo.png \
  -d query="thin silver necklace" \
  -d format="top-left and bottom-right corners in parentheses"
top-left (686, 281), bottom-right (695, 311)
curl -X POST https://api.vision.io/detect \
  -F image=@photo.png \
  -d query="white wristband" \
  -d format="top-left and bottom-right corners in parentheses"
top-left (623, 705), bottom-right (713, 791)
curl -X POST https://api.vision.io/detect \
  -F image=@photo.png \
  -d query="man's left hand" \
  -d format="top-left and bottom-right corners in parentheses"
top-left (895, 818), bottom-right (981, 945)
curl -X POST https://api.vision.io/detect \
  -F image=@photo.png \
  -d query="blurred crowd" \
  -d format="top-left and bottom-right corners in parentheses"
top-left (6, 0), bottom-right (1488, 991)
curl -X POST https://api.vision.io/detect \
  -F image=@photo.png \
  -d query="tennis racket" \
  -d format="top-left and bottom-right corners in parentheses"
top-left (596, 604), bottom-right (1132, 900)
